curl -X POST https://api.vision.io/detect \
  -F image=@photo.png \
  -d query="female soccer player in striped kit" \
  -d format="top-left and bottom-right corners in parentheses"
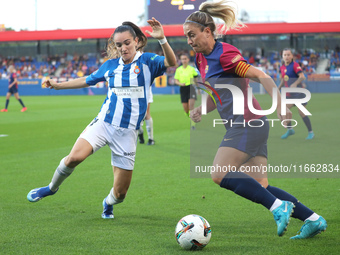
top-left (278, 48), bottom-right (314, 140)
top-left (186, 0), bottom-right (326, 239)
top-left (27, 18), bottom-right (177, 219)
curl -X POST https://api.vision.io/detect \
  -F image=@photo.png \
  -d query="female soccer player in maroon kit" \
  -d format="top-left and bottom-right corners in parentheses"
top-left (278, 48), bottom-right (314, 140)
top-left (1, 65), bottom-right (27, 112)
top-left (185, 0), bottom-right (326, 239)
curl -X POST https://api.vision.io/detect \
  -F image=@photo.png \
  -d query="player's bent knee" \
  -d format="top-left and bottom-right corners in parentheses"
top-left (211, 170), bottom-right (226, 185)
top-left (65, 155), bottom-right (85, 168)
top-left (256, 178), bottom-right (268, 188)
top-left (212, 177), bottom-right (222, 185)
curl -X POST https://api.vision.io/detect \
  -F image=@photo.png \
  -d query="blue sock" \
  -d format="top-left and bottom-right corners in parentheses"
top-left (220, 171), bottom-right (276, 210)
top-left (5, 99), bottom-right (9, 109)
top-left (302, 116), bottom-right (312, 132)
top-left (266, 185), bottom-right (314, 221)
top-left (18, 99), bottom-right (25, 108)
top-left (286, 121), bottom-right (292, 129)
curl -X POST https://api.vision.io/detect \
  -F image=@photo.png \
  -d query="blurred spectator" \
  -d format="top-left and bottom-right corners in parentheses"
top-left (0, 47), bottom-right (326, 81)
top-left (248, 53), bottom-right (255, 65)
top-left (329, 48), bottom-right (340, 72)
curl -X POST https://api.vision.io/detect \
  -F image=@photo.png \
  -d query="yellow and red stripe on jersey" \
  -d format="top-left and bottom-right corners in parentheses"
top-left (235, 61), bottom-right (250, 77)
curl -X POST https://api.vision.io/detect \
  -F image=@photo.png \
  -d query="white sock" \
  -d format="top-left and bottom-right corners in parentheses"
top-left (269, 199), bottom-right (283, 212)
top-left (49, 157), bottom-right (75, 192)
top-left (305, 213), bottom-right (320, 222)
top-left (105, 188), bottom-right (124, 205)
top-left (145, 118), bottom-right (153, 140)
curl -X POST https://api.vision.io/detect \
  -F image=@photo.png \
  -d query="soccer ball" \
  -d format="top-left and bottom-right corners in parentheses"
top-left (175, 214), bottom-right (211, 250)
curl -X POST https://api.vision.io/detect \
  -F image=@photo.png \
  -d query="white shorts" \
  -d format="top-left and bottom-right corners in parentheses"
top-left (79, 118), bottom-right (137, 170)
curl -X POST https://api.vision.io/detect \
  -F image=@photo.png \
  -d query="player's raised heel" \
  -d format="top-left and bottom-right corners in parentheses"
top-left (101, 198), bottom-right (114, 219)
top-left (281, 129), bottom-right (295, 139)
top-left (290, 216), bottom-right (327, 239)
top-left (27, 186), bottom-right (58, 202)
top-left (272, 201), bottom-right (294, 236)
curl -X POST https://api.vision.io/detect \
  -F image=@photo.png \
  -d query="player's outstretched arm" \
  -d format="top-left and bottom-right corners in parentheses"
top-left (43, 77), bottom-right (88, 90)
top-left (145, 17), bottom-right (177, 67)
top-left (245, 65), bottom-right (292, 121)
top-left (190, 106), bottom-right (202, 123)
top-left (9, 79), bottom-right (16, 88)
top-left (190, 96), bottom-right (216, 123)
top-left (290, 72), bottom-right (306, 88)
top-left (278, 78), bottom-right (284, 90)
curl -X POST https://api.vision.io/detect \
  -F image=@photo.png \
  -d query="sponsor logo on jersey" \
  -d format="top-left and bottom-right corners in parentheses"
top-left (112, 87), bottom-right (145, 98)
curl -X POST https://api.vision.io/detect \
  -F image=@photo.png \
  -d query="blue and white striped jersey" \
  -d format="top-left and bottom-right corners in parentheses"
top-left (86, 52), bottom-right (166, 130)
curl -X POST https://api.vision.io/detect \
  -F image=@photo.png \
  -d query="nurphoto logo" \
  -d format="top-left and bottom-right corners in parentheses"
top-left (199, 83), bottom-right (311, 128)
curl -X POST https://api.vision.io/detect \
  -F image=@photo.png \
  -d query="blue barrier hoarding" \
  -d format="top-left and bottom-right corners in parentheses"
top-left (0, 79), bottom-right (108, 96)
top-left (1, 78), bottom-right (339, 96)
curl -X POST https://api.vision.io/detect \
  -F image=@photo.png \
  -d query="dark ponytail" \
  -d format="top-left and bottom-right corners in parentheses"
top-left (106, 21), bottom-right (147, 59)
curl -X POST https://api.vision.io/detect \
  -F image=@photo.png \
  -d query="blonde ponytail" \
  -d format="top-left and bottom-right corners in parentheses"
top-left (185, 0), bottom-right (245, 36)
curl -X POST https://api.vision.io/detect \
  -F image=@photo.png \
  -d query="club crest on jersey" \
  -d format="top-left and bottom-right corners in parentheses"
top-left (205, 65), bottom-right (209, 74)
top-left (134, 66), bottom-right (140, 74)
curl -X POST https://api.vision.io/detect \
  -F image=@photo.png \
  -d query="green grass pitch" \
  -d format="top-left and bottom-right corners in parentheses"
top-left (0, 93), bottom-right (339, 254)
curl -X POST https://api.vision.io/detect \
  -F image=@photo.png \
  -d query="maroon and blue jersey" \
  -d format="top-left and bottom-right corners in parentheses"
top-left (9, 73), bottom-right (18, 89)
top-left (195, 41), bottom-right (263, 126)
top-left (280, 61), bottom-right (304, 98)
top-left (280, 61), bottom-right (302, 87)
